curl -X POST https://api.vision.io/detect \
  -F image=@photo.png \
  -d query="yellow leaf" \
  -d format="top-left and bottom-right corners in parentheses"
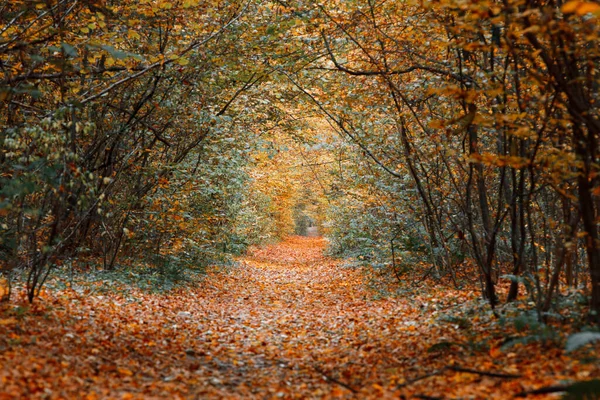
top-left (577, 2), bottom-right (600, 14)
top-left (128, 30), bottom-right (141, 40)
top-left (183, 0), bottom-right (200, 8)
top-left (85, 392), bottom-right (98, 400)
top-left (561, 1), bottom-right (599, 14)
top-left (0, 277), bottom-right (7, 295)
top-left (521, 25), bottom-right (541, 34)
top-left (562, 1), bottom-right (581, 13)
top-left (0, 317), bottom-right (17, 326)
top-left (452, 372), bottom-right (476, 383)
top-left (428, 120), bottom-right (445, 129)
top-left (176, 57), bottom-right (190, 66)
top-left (117, 367), bottom-right (133, 376)
top-left (0, 90), bottom-right (10, 102)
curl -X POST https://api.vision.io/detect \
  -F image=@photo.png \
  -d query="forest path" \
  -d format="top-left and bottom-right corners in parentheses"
top-left (1, 236), bottom-right (419, 399)
top-left (184, 236), bottom-right (414, 398)
top-left (1, 237), bottom-right (588, 399)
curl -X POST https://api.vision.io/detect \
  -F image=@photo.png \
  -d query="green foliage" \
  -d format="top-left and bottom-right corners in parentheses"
top-left (234, 189), bottom-right (281, 246)
top-left (325, 194), bottom-right (393, 261)
top-left (0, 0), bottom-right (298, 301)
top-left (439, 314), bottom-right (473, 330)
top-left (147, 255), bottom-right (193, 291)
top-left (499, 311), bottom-right (561, 349)
top-left (87, 258), bottom-right (199, 294)
top-left (427, 340), bottom-right (469, 353)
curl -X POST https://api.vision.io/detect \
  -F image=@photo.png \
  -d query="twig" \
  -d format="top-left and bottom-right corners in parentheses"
top-left (398, 365), bottom-right (521, 389)
top-left (514, 379), bottom-right (600, 398)
top-left (312, 365), bottom-right (358, 394)
top-left (397, 369), bottom-right (444, 388)
top-left (78, 1), bottom-right (251, 105)
top-left (447, 366), bottom-right (521, 379)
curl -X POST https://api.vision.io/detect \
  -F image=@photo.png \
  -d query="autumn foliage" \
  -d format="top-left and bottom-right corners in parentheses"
top-left (2, 0), bottom-right (600, 398)
top-left (1, 237), bottom-right (598, 398)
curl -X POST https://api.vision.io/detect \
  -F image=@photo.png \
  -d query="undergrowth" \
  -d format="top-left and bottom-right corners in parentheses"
top-left (5, 252), bottom-right (239, 301)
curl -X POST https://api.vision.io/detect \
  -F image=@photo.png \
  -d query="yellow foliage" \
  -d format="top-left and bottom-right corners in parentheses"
top-left (562, 1), bottom-right (600, 15)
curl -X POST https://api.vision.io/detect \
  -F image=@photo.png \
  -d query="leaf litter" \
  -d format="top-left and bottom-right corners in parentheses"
top-left (1, 237), bottom-right (598, 399)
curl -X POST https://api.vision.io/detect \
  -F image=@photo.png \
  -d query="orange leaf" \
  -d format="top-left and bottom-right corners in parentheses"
top-left (577, 2), bottom-right (600, 14)
top-left (561, 1), bottom-right (580, 13)
top-left (562, 1), bottom-right (600, 15)
top-left (117, 367), bottom-right (133, 376)
top-left (490, 347), bottom-right (502, 358)
top-left (0, 317), bottom-right (17, 326)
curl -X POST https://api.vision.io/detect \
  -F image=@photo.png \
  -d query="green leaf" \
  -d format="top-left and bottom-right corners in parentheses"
top-left (30, 54), bottom-right (45, 63)
top-left (427, 341), bottom-right (467, 353)
top-left (61, 42), bottom-right (78, 57)
top-left (101, 45), bottom-right (128, 60)
top-left (99, 45), bottom-right (143, 61)
top-left (501, 274), bottom-right (523, 283)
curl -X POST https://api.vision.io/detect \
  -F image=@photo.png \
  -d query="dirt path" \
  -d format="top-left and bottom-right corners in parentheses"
top-left (196, 236), bottom-right (412, 398)
top-left (175, 236), bottom-right (415, 398)
top-left (1, 237), bottom-right (596, 399)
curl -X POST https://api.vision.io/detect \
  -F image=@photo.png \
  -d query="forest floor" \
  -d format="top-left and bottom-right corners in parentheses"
top-left (1, 236), bottom-right (598, 399)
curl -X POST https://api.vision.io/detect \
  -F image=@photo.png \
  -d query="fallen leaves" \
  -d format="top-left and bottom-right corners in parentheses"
top-left (562, 1), bottom-right (600, 15)
top-left (0, 279), bottom-right (8, 302)
top-left (0, 236), bottom-right (598, 399)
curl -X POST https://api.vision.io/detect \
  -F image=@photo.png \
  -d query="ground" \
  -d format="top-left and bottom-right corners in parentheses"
top-left (0, 237), bottom-right (598, 399)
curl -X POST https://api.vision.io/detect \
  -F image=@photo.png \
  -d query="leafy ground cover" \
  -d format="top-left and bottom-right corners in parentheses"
top-left (1, 237), bottom-right (598, 399)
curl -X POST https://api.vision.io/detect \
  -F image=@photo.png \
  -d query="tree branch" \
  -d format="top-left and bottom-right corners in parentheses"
top-left (320, 30), bottom-right (470, 84)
